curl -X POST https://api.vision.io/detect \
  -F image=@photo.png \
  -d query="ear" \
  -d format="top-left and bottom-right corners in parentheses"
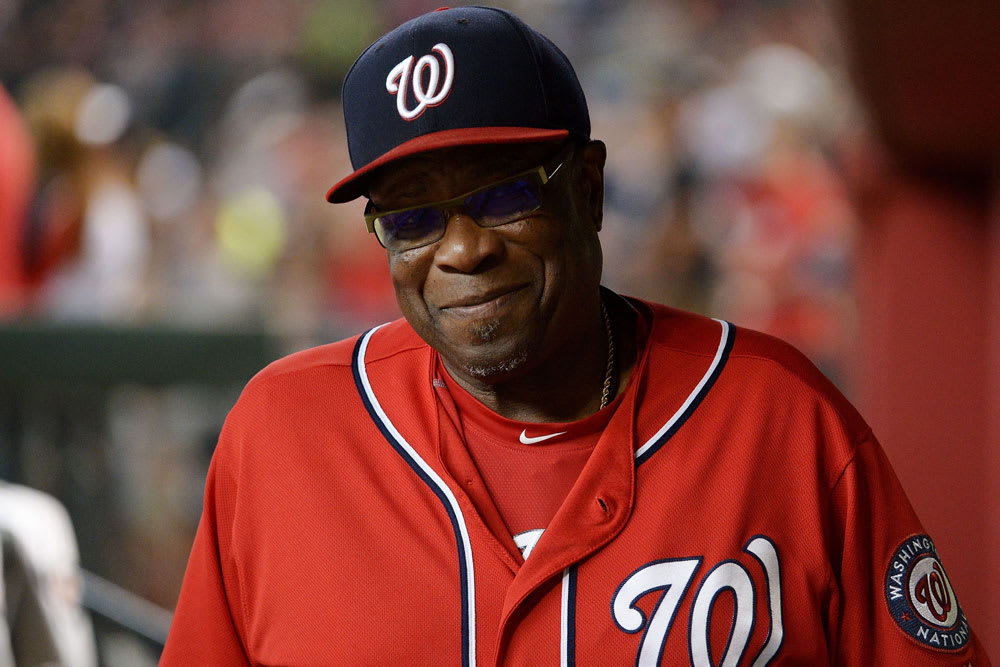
top-left (577, 140), bottom-right (607, 231)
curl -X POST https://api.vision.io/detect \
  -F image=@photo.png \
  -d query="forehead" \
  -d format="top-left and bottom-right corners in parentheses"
top-left (367, 141), bottom-right (561, 200)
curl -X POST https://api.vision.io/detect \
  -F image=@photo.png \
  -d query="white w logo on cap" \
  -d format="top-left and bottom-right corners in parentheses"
top-left (386, 43), bottom-right (455, 121)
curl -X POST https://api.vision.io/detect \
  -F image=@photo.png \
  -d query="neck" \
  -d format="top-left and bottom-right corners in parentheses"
top-left (440, 293), bottom-right (638, 423)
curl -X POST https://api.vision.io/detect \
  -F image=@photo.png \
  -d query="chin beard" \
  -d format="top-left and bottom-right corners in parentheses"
top-left (462, 348), bottom-right (529, 380)
top-left (456, 318), bottom-right (531, 379)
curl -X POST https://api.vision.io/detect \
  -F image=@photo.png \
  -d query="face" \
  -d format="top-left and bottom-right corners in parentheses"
top-left (367, 140), bottom-right (607, 385)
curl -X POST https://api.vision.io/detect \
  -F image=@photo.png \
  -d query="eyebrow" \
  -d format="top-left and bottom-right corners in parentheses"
top-left (371, 145), bottom-right (559, 203)
top-left (370, 168), bottom-right (433, 204)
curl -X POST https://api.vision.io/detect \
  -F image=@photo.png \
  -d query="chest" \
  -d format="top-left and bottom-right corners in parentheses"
top-left (229, 420), bottom-right (835, 667)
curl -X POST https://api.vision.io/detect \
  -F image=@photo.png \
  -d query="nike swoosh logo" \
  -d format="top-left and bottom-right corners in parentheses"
top-left (519, 429), bottom-right (567, 445)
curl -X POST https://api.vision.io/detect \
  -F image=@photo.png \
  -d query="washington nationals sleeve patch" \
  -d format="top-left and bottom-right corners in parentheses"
top-left (884, 534), bottom-right (971, 651)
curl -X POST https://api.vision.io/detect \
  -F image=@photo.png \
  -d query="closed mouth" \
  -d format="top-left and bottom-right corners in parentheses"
top-left (440, 285), bottom-right (528, 316)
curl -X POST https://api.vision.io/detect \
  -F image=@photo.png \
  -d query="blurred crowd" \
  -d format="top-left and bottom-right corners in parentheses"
top-left (1, 0), bottom-right (396, 339)
top-left (1, 0), bottom-right (862, 662)
top-left (1, 0), bottom-right (860, 371)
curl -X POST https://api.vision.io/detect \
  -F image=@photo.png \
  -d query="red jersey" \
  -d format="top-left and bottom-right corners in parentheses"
top-left (438, 355), bottom-right (621, 560)
top-left (161, 299), bottom-right (990, 665)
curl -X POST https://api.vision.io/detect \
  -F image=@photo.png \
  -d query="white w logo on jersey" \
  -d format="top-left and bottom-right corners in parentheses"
top-left (386, 43), bottom-right (455, 120)
top-left (610, 536), bottom-right (783, 666)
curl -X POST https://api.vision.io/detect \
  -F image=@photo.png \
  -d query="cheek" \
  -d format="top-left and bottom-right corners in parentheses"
top-left (387, 250), bottom-right (425, 292)
top-left (541, 224), bottom-right (602, 297)
top-left (387, 251), bottom-right (432, 320)
top-left (531, 217), bottom-right (581, 265)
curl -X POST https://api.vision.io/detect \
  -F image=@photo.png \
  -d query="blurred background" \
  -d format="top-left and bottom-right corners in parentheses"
top-left (0, 0), bottom-right (996, 663)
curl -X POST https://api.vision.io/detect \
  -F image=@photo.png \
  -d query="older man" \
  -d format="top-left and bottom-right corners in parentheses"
top-left (162, 7), bottom-right (989, 665)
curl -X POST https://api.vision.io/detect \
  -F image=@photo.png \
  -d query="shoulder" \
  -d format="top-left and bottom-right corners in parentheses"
top-left (244, 318), bottom-right (425, 391)
top-left (211, 318), bottom-right (428, 461)
top-left (727, 322), bottom-right (863, 427)
top-left (639, 299), bottom-right (827, 378)
top-left (223, 318), bottom-right (427, 423)
top-left (638, 297), bottom-right (869, 440)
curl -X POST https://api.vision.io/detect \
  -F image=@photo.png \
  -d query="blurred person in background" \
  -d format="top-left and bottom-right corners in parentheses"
top-left (0, 77), bottom-right (91, 320)
top-left (0, 83), bottom-right (38, 315)
top-left (1, 482), bottom-right (98, 667)
top-left (162, 7), bottom-right (989, 665)
top-left (0, 80), bottom-right (97, 667)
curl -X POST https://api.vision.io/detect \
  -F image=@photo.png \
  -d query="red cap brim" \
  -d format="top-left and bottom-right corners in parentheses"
top-left (326, 126), bottom-right (570, 203)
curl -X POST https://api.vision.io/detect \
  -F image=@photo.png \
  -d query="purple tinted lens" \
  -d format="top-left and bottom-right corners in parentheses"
top-left (465, 179), bottom-right (541, 225)
top-left (378, 207), bottom-right (447, 246)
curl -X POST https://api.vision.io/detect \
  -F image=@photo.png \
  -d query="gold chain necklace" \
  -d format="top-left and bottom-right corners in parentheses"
top-left (599, 297), bottom-right (617, 409)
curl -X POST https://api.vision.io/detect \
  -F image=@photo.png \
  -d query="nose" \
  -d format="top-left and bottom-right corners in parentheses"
top-left (433, 212), bottom-right (505, 273)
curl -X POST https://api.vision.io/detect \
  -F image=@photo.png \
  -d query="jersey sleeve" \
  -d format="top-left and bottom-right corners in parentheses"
top-left (160, 418), bottom-right (250, 665)
top-left (828, 431), bottom-right (991, 665)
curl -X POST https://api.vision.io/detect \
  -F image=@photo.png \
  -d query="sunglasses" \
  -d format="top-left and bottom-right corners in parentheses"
top-left (364, 146), bottom-right (571, 251)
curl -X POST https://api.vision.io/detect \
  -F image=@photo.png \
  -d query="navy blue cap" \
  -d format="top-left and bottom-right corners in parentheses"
top-left (326, 6), bottom-right (591, 203)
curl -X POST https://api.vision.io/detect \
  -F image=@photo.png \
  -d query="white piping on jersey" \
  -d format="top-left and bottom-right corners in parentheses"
top-left (560, 567), bottom-right (573, 667)
top-left (634, 319), bottom-right (731, 461)
top-left (557, 320), bottom-right (731, 663)
top-left (357, 326), bottom-right (477, 666)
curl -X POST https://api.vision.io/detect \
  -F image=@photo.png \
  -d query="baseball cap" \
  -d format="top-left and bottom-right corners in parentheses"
top-left (326, 6), bottom-right (591, 203)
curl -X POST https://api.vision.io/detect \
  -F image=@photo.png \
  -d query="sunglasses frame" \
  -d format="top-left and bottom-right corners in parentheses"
top-left (363, 144), bottom-right (572, 250)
